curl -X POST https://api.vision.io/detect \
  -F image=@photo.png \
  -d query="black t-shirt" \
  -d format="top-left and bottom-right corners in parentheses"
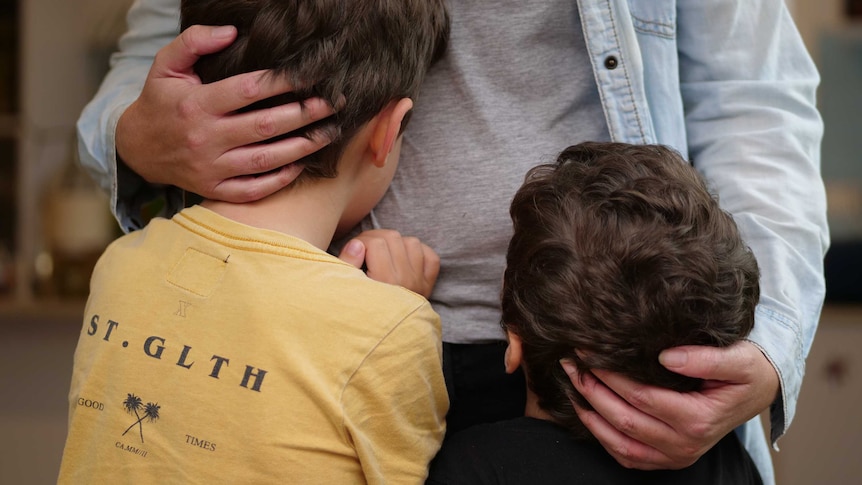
top-left (426, 417), bottom-right (763, 485)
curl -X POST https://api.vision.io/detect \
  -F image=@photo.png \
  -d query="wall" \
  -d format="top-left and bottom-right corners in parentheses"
top-left (2, 0), bottom-right (130, 480)
top-left (772, 307), bottom-right (862, 484)
top-left (15, 0), bottom-right (130, 302)
top-left (790, 0), bottom-right (862, 242)
top-left (790, 0), bottom-right (846, 62)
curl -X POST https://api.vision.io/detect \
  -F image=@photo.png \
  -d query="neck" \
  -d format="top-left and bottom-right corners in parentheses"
top-left (200, 123), bottom-right (380, 249)
top-left (523, 388), bottom-right (556, 421)
top-left (523, 387), bottom-right (593, 440)
top-left (201, 177), bottom-right (348, 251)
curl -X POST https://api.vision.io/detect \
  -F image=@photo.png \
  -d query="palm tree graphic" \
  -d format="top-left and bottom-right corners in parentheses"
top-left (122, 393), bottom-right (161, 443)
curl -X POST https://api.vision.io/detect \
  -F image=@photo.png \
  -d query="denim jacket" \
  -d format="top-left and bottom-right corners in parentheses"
top-left (578, 3), bottom-right (827, 483)
top-left (77, 1), bottom-right (828, 483)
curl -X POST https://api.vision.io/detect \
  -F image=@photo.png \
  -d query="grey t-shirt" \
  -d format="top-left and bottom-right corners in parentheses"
top-left (364, 1), bottom-right (610, 343)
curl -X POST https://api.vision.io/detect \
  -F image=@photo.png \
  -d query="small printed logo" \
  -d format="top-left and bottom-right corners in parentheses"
top-left (175, 300), bottom-right (191, 318)
top-left (122, 393), bottom-right (161, 443)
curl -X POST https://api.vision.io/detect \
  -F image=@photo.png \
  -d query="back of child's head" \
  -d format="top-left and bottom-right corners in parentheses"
top-left (501, 142), bottom-right (760, 437)
top-left (180, 0), bottom-right (449, 180)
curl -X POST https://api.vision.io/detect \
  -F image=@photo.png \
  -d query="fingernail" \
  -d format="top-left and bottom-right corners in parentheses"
top-left (659, 349), bottom-right (687, 368)
top-left (560, 359), bottom-right (576, 375)
top-left (344, 240), bottom-right (363, 256)
top-left (212, 26), bottom-right (236, 39)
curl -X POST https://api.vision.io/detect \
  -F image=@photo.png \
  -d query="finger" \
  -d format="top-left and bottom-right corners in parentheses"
top-left (588, 367), bottom-right (699, 432)
top-left (400, 236), bottom-right (431, 296)
top-left (420, 243), bottom-right (440, 289)
top-left (209, 162), bottom-right (305, 203)
top-left (574, 405), bottom-right (672, 471)
top-left (659, 341), bottom-right (758, 383)
top-left (214, 96), bottom-right (336, 147)
top-left (565, 363), bottom-right (710, 470)
top-left (337, 239), bottom-right (367, 270)
top-left (156, 25), bottom-right (238, 77)
top-left (215, 131), bottom-right (330, 181)
top-left (569, 366), bottom-right (678, 449)
top-left (377, 232), bottom-right (410, 278)
top-left (663, 341), bottom-right (779, 414)
top-left (403, 236), bottom-right (425, 276)
top-left (361, 235), bottom-right (398, 283)
top-left (203, 70), bottom-right (308, 115)
top-left (591, 366), bottom-right (758, 466)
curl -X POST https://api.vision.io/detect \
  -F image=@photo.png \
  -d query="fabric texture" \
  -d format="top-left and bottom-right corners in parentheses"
top-left (58, 205), bottom-right (448, 484)
top-left (75, 1), bottom-right (829, 483)
top-left (426, 417), bottom-right (763, 485)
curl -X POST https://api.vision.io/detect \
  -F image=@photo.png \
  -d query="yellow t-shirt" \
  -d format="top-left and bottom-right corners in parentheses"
top-left (59, 206), bottom-right (448, 484)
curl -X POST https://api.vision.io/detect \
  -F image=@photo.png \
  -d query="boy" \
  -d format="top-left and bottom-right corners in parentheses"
top-left (59, 0), bottom-right (449, 483)
top-left (427, 142), bottom-right (763, 484)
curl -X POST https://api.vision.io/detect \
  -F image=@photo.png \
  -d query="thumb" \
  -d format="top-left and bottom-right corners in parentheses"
top-left (338, 239), bottom-right (366, 270)
top-left (659, 341), bottom-right (753, 382)
top-left (157, 25), bottom-right (237, 75)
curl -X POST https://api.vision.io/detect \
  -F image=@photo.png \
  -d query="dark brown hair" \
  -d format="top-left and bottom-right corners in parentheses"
top-left (180, 0), bottom-right (449, 179)
top-left (501, 142), bottom-right (760, 437)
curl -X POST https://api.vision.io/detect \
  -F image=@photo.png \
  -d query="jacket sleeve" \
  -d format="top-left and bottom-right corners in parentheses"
top-left (76, 0), bottom-right (183, 232)
top-left (677, 0), bottom-right (829, 442)
top-left (342, 302), bottom-right (448, 485)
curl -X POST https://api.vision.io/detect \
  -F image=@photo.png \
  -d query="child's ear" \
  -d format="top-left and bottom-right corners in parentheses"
top-left (504, 330), bottom-right (523, 374)
top-left (369, 98), bottom-right (413, 167)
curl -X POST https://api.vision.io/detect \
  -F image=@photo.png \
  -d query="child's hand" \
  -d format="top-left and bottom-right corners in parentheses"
top-left (116, 24), bottom-right (335, 202)
top-left (338, 230), bottom-right (440, 298)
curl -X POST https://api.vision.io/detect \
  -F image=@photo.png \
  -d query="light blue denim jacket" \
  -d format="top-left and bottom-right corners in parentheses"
top-left (77, 1), bottom-right (828, 483)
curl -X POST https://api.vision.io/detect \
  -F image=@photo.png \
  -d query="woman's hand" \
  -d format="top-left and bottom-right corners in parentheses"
top-left (563, 340), bottom-right (779, 469)
top-left (116, 24), bottom-right (335, 202)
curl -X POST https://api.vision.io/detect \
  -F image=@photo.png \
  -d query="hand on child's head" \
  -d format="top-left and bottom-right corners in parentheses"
top-left (117, 25), bottom-right (335, 202)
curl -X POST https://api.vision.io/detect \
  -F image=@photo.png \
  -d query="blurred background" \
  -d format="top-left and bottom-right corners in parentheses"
top-left (0, 0), bottom-right (860, 483)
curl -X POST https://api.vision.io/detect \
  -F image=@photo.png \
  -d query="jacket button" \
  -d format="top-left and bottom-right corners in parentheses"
top-left (604, 56), bottom-right (618, 69)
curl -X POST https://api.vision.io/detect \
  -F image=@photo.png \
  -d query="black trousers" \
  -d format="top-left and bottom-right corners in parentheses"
top-left (442, 341), bottom-right (527, 435)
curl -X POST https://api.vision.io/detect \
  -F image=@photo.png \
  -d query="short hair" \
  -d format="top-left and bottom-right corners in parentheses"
top-left (501, 142), bottom-right (760, 437)
top-left (180, 0), bottom-right (449, 180)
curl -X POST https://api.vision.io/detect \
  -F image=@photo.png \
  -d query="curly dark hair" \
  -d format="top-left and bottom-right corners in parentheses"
top-left (181, 0), bottom-right (449, 180)
top-left (501, 142), bottom-right (760, 437)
